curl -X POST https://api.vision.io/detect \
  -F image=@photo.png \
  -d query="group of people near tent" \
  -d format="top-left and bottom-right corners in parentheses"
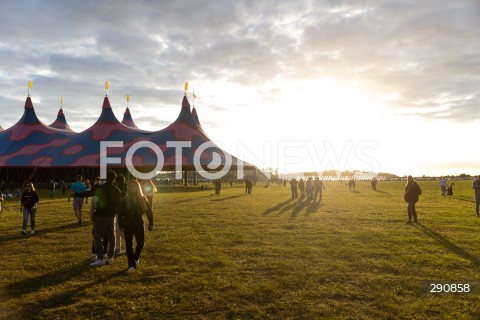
top-left (290, 177), bottom-right (325, 202)
top-left (15, 171), bottom-right (157, 273)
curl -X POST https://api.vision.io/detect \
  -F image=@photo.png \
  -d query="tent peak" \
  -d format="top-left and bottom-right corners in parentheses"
top-left (25, 96), bottom-right (34, 109)
top-left (182, 96), bottom-right (191, 109)
top-left (102, 96), bottom-right (111, 109)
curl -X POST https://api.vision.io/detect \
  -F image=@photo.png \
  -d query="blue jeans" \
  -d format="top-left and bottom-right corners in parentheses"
top-left (23, 207), bottom-right (36, 230)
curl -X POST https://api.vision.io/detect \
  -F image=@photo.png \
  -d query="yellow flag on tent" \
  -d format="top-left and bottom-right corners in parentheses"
top-left (105, 81), bottom-right (109, 91)
top-left (184, 82), bottom-right (188, 91)
top-left (28, 80), bottom-right (32, 88)
top-left (126, 95), bottom-right (130, 102)
top-left (60, 96), bottom-right (63, 105)
top-left (193, 91), bottom-right (197, 99)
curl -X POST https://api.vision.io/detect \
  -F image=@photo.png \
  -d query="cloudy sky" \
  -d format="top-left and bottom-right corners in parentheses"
top-left (0, 0), bottom-right (479, 176)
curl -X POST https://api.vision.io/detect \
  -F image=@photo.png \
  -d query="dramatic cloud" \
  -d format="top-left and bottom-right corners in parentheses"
top-left (0, 0), bottom-right (479, 174)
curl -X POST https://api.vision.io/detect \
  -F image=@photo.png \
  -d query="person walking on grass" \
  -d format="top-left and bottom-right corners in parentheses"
top-left (298, 178), bottom-right (305, 198)
top-left (118, 179), bottom-right (154, 272)
top-left (142, 179), bottom-right (157, 210)
top-left (89, 178), bottom-right (109, 261)
top-left (48, 180), bottom-right (56, 199)
top-left (438, 176), bottom-right (448, 197)
top-left (20, 182), bottom-right (39, 235)
top-left (314, 177), bottom-right (325, 203)
top-left (75, 170), bottom-right (121, 267)
top-left (473, 175), bottom-right (480, 217)
top-left (69, 175), bottom-right (87, 226)
top-left (404, 175), bottom-right (422, 224)
top-left (290, 178), bottom-right (298, 200)
top-left (84, 179), bottom-right (92, 204)
top-left (306, 177), bottom-right (314, 200)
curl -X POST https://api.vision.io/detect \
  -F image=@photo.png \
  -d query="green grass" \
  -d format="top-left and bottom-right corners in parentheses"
top-left (1, 180), bottom-right (480, 319)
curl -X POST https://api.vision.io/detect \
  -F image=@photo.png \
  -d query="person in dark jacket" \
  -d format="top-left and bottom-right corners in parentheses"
top-left (76, 170), bottom-right (121, 266)
top-left (473, 176), bottom-right (480, 217)
top-left (48, 180), bottom-right (56, 199)
top-left (118, 179), bottom-right (154, 272)
top-left (20, 182), bottom-right (40, 235)
top-left (298, 178), bottom-right (305, 198)
top-left (290, 178), bottom-right (298, 199)
top-left (404, 175), bottom-right (422, 224)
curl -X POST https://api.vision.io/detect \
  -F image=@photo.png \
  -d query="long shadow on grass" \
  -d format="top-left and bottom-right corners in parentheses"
top-left (210, 194), bottom-right (246, 202)
top-left (263, 199), bottom-right (292, 215)
top-left (453, 196), bottom-right (475, 203)
top-left (375, 190), bottom-right (391, 194)
top-left (414, 223), bottom-right (480, 267)
top-left (290, 199), bottom-right (312, 219)
top-left (3, 265), bottom-right (126, 319)
top-left (0, 222), bottom-right (78, 245)
top-left (1, 262), bottom-right (91, 302)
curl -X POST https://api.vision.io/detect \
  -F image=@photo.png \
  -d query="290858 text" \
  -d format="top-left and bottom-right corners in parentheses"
top-left (429, 283), bottom-right (470, 293)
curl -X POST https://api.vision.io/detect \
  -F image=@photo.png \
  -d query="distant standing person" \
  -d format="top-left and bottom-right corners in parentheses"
top-left (298, 178), bottom-right (305, 198)
top-left (290, 178), bottom-right (298, 200)
top-left (371, 178), bottom-right (378, 191)
top-left (20, 182), bottom-right (39, 235)
top-left (314, 177), bottom-right (325, 202)
top-left (473, 176), bottom-right (480, 217)
top-left (246, 178), bottom-right (253, 194)
top-left (48, 180), bottom-right (56, 199)
top-left (447, 183), bottom-right (454, 196)
top-left (61, 180), bottom-right (67, 196)
top-left (142, 179), bottom-right (157, 210)
top-left (84, 179), bottom-right (92, 204)
top-left (70, 175), bottom-right (87, 226)
top-left (0, 192), bottom-right (3, 213)
top-left (438, 176), bottom-right (448, 197)
top-left (118, 179), bottom-right (154, 272)
top-left (306, 177), bottom-right (314, 200)
top-left (214, 179), bottom-right (222, 195)
top-left (404, 175), bottom-right (422, 224)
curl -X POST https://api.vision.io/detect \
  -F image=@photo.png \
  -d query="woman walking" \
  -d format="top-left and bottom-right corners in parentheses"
top-left (20, 182), bottom-right (40, 235)
top-left (404, 175), bottom-right (422, 224)
top-left (118, 180), bottom-right (154, 272)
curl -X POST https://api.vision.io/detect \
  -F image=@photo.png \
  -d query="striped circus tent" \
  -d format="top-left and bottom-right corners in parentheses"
top-left (0, 95), bottom-right (255, 183)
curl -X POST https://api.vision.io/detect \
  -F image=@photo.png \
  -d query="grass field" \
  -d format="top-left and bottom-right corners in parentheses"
top-left (1, 179), bottom-right (480, 319)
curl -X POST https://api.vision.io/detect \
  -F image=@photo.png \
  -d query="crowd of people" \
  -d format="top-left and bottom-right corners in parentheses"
top-left (4, 174), bottom-right (480, 271)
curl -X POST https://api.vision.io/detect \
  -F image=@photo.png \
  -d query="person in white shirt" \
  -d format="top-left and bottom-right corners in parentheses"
top-left (438, 177), bottom-right (448, 197)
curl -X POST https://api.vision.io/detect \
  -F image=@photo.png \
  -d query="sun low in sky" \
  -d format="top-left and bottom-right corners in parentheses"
top-left (0, 1), bottom-right (478, 177)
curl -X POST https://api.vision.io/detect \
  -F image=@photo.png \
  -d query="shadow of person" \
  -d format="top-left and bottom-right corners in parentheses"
top-left (414, 223), bottom-right (480, 267)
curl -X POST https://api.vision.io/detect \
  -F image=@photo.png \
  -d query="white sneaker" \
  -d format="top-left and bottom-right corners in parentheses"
top-left (30, 230), bottom-right (35, 235)
top-left (90, 259), bottom-right (105, 267)
top-left (105, 257), bottom-right (114, 265)
top-left (127, 267), bottom-right (135, 273)
top-left (135, 259), bottom-right (139, 267)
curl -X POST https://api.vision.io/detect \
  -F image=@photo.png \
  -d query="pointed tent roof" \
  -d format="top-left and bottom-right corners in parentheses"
top-left (121, 107), bottom-right (138, 128)
top-left (48, 97), bottom-right (152, 167)
top-left (0, 95), bottom-right (255, 172)
top-left (49, 107), bottom-right (75, 133)
top-left (191, 106), bottom-right (203, 130)
top-left (0, 97), bottom-right (72, 167)
top-left (149, 96), bottom-right (254, 170)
